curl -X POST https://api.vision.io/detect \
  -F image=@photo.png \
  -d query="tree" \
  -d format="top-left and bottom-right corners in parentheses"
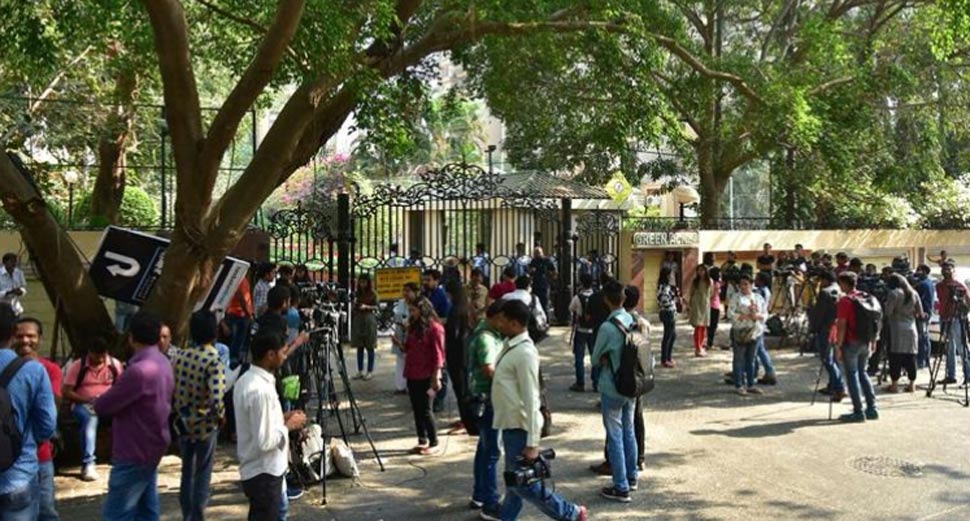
top-left (1, 0), bottom-right (636, 342)
top-left (466, 0), bottom-right (924, 225)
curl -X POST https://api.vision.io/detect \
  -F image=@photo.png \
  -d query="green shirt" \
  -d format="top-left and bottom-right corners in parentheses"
top-left (468, 321), bottom-right (502, 395)
top-left (592, 308), bottom-right (634, 401)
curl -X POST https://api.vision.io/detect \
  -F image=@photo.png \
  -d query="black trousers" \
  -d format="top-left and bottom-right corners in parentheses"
top-left (447, 363), bottom-right (473, 426)
top-left (241, 473), bottom-right (283, 521)
top-left (407, 378), bottom-right (438, 446)
top-left (604, 396), bottom-right (645, 465)
top-left (889, 353), bottom-right (917, 382)
top-left (708, 308), bottom-right (721, 347)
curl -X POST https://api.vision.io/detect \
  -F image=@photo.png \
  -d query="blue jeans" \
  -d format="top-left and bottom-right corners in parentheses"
top-left (733, 340), bottom-right (757, 388)
top-left (72, 403), bottom-right (98, 465)
top-left (754, 335), bottom-right (776, 377)
top-left (180, 432), bottom-right (218, 521)
top-left (357, 347), bottom-right (375, 373)
top-left (38, 461), bottom-right (58, 521)
top-left (842, 343), bottom-right (877, 414)
top-left (601, 394), bottom-right (638, 492)
top-left (0, 481), bottom-right (39, 521)
top-left (572, 331), bottom-right (594, 386)
top-left (944, 319), bottom-right (970, 382)
top-left (225, 315), bottom-right (251, 367)
top-left (102, 462), bottom-right (160, 521)
top-left (500, 429), bottom-right (579, 521)
top-left (659, 310), bottom-right (676, 363)
top-left (816, 331), bottom-right (844, 392)
top-left (279, 478), bottom-right (288, 521)
top-left (916, 319), bottom-right (930, 369)
top-left (472, 405), bottom-right (501, 508)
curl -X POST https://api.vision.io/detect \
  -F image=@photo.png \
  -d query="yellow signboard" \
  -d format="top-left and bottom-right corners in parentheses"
top-left (605, 172), bottom-right (633, 204)
top-left (374, 267), bottom-right (423, 301)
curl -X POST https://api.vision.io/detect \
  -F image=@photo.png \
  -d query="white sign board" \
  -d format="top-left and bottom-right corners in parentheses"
top-left (632, 231), bottom-right (700, 249)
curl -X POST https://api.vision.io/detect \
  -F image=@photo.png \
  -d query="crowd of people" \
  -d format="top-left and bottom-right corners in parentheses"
top-left (3, 238), bottom-right (969, 520)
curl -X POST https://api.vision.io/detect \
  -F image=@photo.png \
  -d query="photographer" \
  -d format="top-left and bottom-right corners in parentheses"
top-left (912, 265), bottom-right (935, 369)
top-left (468, 302), bottom-right (505, 520)
top-left (491, 300), bottom-right (587, 521)
top-left (810, 271), bottom-right (845, 401)
top-left (935, 262), bottom-right (970, 386)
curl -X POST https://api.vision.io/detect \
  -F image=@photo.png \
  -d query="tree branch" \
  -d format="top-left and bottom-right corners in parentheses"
top-left (647, 32), bottom-right (765, 104)
top-left (808, 75), bottom-right (855, 96)
top-left (198, 0), bottom-right (306, 201)
top-left (141, 0), bottom-right (205, 219)
top-left (195, 0), bottom-right (306, 68)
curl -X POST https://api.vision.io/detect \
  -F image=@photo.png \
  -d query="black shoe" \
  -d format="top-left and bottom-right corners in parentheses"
top-left (940, 377), bottom-right (959, 385)
top-left (469, 499), bottom-right (483, 510)
top-left (757, 375), bottom-right (778, 386)
top-left (628, 479), bottom-right (639, 491)
top-left (286, 486), bottom-right (304, 500)
top-left (818, 388), bottom-right (833, 396)
top-left (569, 383), bottom-right (585, 392)
top-left (601, 487), bottom-right (631, 503)
top-left (480, 504), bottom-right (501, 521)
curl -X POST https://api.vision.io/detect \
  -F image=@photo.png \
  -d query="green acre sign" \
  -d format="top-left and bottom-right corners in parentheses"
top-left (632, 231), bottom-right (699, 249)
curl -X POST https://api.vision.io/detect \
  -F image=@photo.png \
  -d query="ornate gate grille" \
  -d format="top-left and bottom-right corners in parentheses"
top-left (263, 162), bottom-right (622, 324)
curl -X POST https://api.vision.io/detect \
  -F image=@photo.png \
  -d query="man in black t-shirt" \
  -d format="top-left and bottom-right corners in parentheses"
top-left (529, 246), bottom-right (557, 316)
top-left (585, 273), bottom-right (614, 393)
top-left (757, 243), bottom-right (775, 273)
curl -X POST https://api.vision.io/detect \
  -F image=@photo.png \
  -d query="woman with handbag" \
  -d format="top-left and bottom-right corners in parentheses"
top-left (352, 274), bottom-right (380, 380)
top-left (402, 298), bottom-right (445, 455)
top-left (657, 266), bottom-right (681, 367)
top-left (728, 274), bottom-right (766, 396)
top-left (390, 282), bottom-right (421, 394)
top-left (688, 265), bottom-right (713, 357)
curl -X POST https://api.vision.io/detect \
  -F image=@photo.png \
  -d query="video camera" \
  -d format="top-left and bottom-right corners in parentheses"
top-left (504, 448), bottom-right (556, 488)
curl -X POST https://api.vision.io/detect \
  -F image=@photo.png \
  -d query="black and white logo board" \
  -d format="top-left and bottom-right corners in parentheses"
top-left (90, 227), bottom-right (168, 305)
top-left (90, 226), bottom-right (250, 309)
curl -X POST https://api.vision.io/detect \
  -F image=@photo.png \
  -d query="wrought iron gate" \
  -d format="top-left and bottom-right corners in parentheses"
top-left (264, 162), bottom-right (622, 324)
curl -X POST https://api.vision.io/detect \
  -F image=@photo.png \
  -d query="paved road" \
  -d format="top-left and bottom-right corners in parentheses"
top-left (58, 322), bottom-right (970, 520)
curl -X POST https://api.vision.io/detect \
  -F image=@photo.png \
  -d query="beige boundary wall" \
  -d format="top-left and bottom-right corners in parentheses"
top-left (621, 229), bottom-right (970, 313)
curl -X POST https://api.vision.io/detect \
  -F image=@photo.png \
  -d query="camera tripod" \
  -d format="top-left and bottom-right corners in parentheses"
top-left (771, 272), bottom-right (817, 355)
top-left (925, 314), bottom-right (970, 407)
top-left (302, 323), bottom-right (385, 505)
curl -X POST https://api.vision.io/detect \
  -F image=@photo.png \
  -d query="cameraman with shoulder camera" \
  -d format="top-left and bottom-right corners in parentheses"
top-left (491, 300), bottom-right (588, 521)
top-left (935, 262), bottom-right (970, 386)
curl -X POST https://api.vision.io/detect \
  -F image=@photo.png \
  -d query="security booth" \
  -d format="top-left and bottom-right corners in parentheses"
top-left (628, 229), bottom-right (700, 314)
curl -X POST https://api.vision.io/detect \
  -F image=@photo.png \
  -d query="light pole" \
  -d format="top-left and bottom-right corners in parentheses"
top-left (486, 145), bottom-right (497, 174)
top-left (62, 170), bottom-right (79, 228)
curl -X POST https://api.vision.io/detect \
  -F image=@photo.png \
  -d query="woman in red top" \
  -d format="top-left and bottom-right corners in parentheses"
top-left (402, 298), bottom-right (445, 455)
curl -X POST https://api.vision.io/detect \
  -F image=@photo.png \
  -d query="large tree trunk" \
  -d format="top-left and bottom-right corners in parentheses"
top-left (0, 152), bottom-right (117, 350)
top-left (90, 70), bottom-right (137, 225)
top-left (91, 135), bottom-right (129, 224)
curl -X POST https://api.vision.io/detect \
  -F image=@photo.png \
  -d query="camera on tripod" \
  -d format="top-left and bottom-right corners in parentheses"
top-left (950, 286), bottom-right (969, 314)
top-left (504, 448), bottom-right (556, 487)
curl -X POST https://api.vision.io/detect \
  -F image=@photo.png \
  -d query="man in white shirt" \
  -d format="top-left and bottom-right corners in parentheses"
top-left (491, 300), bottom-right (587, 521)
top-left (0, 253), bottom-right (27, 316)
top-left (234, 333), bottom-right (306, 521)
top-left (502, 275), bottom-right (547, 330)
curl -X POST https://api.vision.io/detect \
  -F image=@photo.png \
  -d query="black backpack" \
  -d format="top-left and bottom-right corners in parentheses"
top-left (608, 317), bottom-right (655, 398)
top-left (851, 292), bottom-right (883, 344)
top-left (528, 297), bottom-right (550, 344)
top-left (0, 357), bottom-right (29, 471)
top-left (576, 292), bottom-right (595, 329)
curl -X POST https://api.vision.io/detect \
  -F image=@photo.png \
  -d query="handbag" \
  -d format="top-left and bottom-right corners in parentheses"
top-left (732, 324), bottom-right (759, 343)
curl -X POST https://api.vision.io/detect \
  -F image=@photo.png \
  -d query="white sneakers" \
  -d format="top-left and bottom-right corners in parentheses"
top-left (81, 464), bottom-right (99, 482)
top-left (363, 372), bottom-right (374, 381)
